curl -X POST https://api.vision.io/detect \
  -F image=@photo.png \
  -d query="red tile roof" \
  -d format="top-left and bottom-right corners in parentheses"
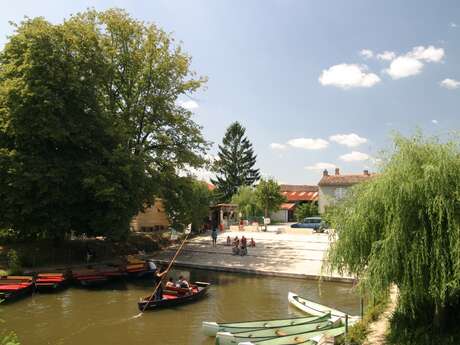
top-left (318, 173), bottom-right (376, 186)
top-left (281, 191), bottom-right (319, 202)
top-left (280, 185), bottom-right (318, 193)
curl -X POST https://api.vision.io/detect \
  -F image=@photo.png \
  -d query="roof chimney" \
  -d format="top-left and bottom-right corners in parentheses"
top-left (363, 169), bottom-right (370, 176)
top-left (335, 168), bottom-right (340, 176)
top-left (323, 169), bottom-right (328, 177)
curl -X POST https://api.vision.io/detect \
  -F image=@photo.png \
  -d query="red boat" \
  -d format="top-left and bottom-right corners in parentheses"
top-left (0, 276), bottom-right (34, 302)
top-left (138, 282), bottom-right (210, 311)
top-left (35, 273), bottom-right (69, 292)
top-left (71, 269), bottom-right (108, 287)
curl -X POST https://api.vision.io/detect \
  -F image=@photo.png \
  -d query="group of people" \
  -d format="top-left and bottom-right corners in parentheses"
top-left (150, 261), bottom-right (192, 301)
top-left (226, 235), bottom-right (255, 256)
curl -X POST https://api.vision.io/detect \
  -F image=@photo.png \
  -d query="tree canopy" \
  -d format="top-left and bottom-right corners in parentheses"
top-left (254, 178), bottom-right (286, 217)
top-left (212, 122), bottom-right (260, 201)
top-left (325, 134), bottom-right (460, 328)
top-left (231, 186), bottom-right (261, 219)
top-left (0, 10), bottom-right (209, 240)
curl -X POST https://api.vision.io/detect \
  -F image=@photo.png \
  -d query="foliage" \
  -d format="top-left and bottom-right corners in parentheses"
top-left (6, 249), bottom-right (22, 275)
top-left (254, 178), bottom-right (286, 217)
top-left (0, 10), bottom-right (208, 240)
top-left (162, 176), bottom-right (212, 232)
top-left (212, 122), bottom-right (260, 201)
top-left (0, 330), bottom-right (20, 345)
top-left (231, 186), bottom-right (261, 218)
top-left (294, 202), bottom-right (319, 221)
top-left (326, 134), bottom-right (460, 332)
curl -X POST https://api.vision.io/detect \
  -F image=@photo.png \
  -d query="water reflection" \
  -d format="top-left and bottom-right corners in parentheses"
top-left (2, 268), bottom-right (360, 345)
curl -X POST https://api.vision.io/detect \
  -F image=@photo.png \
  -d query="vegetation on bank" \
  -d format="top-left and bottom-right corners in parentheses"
top-left (0, 9), bottom-right (209, 241)
top-left (325, 133), bottom-right (460, 344)
top-left (294, 202), bottom-right (319, 221)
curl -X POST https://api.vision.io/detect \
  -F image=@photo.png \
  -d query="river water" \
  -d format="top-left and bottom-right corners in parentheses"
top-left (3, 268), bottom-right (360, 345)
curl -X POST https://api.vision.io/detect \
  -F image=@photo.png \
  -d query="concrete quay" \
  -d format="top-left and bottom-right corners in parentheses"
top-left (149, 226), bottom-right (355, 283)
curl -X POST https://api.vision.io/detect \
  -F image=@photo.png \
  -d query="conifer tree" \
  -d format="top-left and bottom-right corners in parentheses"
top-left (212, 122), bottom-right (260, 201)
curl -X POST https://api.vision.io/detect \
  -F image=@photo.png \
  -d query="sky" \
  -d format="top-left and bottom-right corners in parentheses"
top-left (1, 0), bottom-right (459, 184)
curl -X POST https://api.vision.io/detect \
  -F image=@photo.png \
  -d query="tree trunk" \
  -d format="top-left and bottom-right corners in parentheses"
top-left (434, 301), bottom-right (446, 333)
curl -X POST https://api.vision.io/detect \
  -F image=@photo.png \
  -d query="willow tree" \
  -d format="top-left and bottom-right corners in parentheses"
top-left (325, 134), bottom-right (460, 330)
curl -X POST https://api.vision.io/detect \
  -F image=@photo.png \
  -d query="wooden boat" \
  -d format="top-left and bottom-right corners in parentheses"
top-left (35, 273), bottom-right (69, 292)
top-left (288, 292), bottom-right (360, 322)
top-left (125, 257), bottom-right (155, 278)
top-left (216, 316), bottom-right (341, 345)
top-left (202, 314), bottom-right (329, 337)
top-left (138, 281), bottom-right (210, 311)
top-left (0, 276), bottom-right (34, 302)
top-left (238, 326), bottom-right (346, 345)
top-left (94, 265), bottom-right (127, 279)
top-left (71, 269), bottom-right (108, 287)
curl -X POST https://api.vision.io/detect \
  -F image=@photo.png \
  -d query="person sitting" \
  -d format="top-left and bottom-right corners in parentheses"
top-left (233, 236), bottom-right (240, 247)
top-left (226, 235), bottom-right (231, 246)
top-left (165, 277), bottom-right (175, 288)
top-left (241, 236), bottom-right (247, 248)
top-left (240, 244), bottom-right (248, 256)
top-left (249, 238), bottom-right (256, 247)
top-left (176, 275), bottom-right (190, 289)
top-left (232, 243), bottom-right (240, 255)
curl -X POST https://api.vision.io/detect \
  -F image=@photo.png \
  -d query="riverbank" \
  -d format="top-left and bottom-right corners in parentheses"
top-left (149, 229), bottom-right (355, 283)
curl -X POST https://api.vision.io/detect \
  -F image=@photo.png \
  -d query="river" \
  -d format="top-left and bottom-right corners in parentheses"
top-left (3, 268), bottom-right (360, 345)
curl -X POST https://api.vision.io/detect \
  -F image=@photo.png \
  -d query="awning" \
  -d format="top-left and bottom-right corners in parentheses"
top-left (280, 203), bottom-right (296, 210)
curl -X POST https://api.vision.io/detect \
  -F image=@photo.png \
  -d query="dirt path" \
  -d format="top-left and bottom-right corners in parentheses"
top-left (364, 286), bottom-right (398, 345)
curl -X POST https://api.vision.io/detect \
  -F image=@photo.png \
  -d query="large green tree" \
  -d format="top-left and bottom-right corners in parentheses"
top-left (326, 134), bottom-right (460, 334)
top-left (231, 185), bottom-right (261, 219)
top-left (0, 10), bottom-right (209, 240)
top-left (212, 122), bottom-right (260, 201)
top-left (254, 178), bottom-right (286, 218)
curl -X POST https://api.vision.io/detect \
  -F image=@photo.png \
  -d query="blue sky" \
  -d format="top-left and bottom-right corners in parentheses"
top-left (1, 0), bottom-right (459, 184)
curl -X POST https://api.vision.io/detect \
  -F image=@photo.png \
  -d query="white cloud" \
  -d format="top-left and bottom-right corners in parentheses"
top-left (432, 119), bottom-right (439, 125)
top-left (360, 49), bottom-right (374, 59)
top-left (270, 143), bottom-right (287, 150)
top-left (180, 100), bottom-right (199, 110)
top-left (451, 22), bottom-right (458, 28)
top-left (407, 46), bottom-right (445, 63)
top-left (305, 162), bottom-right (337, 171)
top-left (319, 64), bottom-right (381, 89)
top-left (287, 138), bottom-right (329, 150)
top-left (385, 56), bottom-right (424, 79)
top-left (329, 133), bottom-right (367, 147)
top-left (340, 151), bottom-right (370, 162)
top-left (377, 51), bottom-right (396, 61)
top-left (440, 78), bottom-right (460, 89)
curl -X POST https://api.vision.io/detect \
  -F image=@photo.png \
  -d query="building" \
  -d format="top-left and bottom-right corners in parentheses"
top-left (270, 184), bottom-right (319, 222)
top-left (130, 198), bottom-right (170, 232)
top-left (318, 168), bottom-right (374, 213)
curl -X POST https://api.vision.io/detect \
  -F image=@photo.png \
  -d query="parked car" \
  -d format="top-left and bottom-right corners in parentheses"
top-left (291, 217), bottom-right (325, 232)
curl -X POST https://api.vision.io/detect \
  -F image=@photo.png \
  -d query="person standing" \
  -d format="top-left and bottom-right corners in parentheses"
top-left (154, 266), bottom-right (167, 301)
top-left (211, 226), bottom-right (218, 247)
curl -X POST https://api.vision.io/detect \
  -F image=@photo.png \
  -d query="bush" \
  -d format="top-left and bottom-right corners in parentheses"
top-left (6, 250), bottom-right (22, 275)
top-left (294, 202), bottom-right (318, 221)
top-left (0, 331), bottom-right (20, 345)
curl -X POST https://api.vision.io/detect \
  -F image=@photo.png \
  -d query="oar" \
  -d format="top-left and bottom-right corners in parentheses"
top-left (133, 229), bottom-right (191, 317)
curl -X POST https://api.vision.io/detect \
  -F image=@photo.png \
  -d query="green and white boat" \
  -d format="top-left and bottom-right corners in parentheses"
top-left (237, 326), bottom-right (346, 345)
top-left (288, 292), bottom-right (360, 323)
top-left (202, 313), bottom-right (329, 337)
top-left (215, 316), bottom-right (341, 345)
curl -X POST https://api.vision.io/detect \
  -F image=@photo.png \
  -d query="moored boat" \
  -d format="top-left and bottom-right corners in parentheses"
top-left (138, 281), bottom-right (210, 311)
top-left (35, 273), bottom-right (69, 292)
top-left (0, 276), bottom-right (34, 302)
top-left (202, 314), bottom-right (329, 337)
top-left (71, 269), bottom-right (109, 287)
top-left (238, 325), bottom-right (346, 345)
top-left (288, 292), bottom-right (360, 322)
top-left (125, 256), bottom-right (155, 278)
top-left (216, 316), bottom-right (341, 345)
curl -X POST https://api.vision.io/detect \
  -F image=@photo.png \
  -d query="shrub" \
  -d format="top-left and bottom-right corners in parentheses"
top-left (6, 250), bottom-right (22, 275)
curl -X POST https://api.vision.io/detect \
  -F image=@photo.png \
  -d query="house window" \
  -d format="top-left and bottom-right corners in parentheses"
top-left (334, 187), bottom-right (347, 200)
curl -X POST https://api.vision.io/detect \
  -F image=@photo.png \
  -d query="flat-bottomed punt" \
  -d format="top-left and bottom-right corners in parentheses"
top-left (0, 276), bottom-right (34, 302)
top-left (138, 281), bottom-right (210, 311)
top-left (216, 315), bottom-right (340, 345)
top-left (288, 292), bottom-right (360, 322)
top-left (35, 273), bottom-right (69, 292)
top-left (238, 325), bottom-right (346, 345)
top-left (202, 314), bottom-right (328, 337)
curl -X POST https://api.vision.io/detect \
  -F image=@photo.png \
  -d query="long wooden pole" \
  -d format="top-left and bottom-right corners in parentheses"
top-left (139, 231), bottom-right (191, 313)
